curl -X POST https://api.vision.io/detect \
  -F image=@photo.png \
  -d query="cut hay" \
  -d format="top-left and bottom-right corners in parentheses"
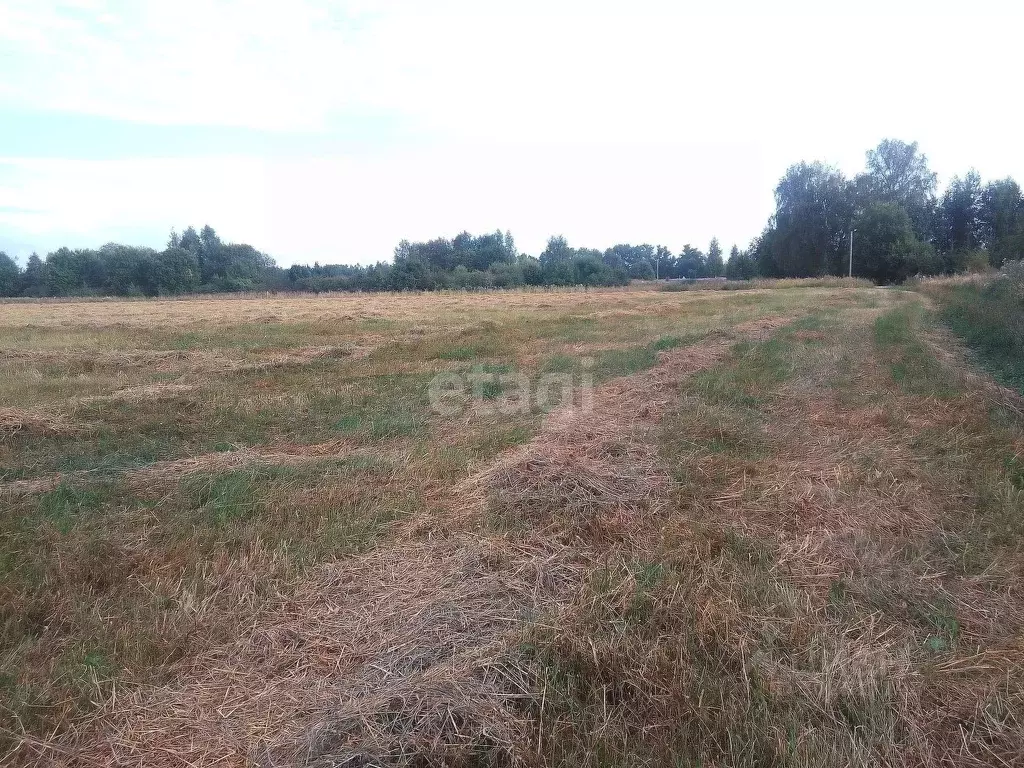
top-left (1, 344), bottom-right (370, 380)
top-left (228, 343), bottom-right (368, 374)
top-left (40, 303), bottom-right (1024, 767)
top-left (0, 407), bottom-right (80, 437)
top-left (9, 286), bottom-right (1024, 767)
top-left (460, 389), bottom-right (668, 542)
top-left (74, 382), bottom-right (199, 405)
top-left (44, 313), bottom-right (787, 767)
top-left (62, 535), bottom-right (584, 767)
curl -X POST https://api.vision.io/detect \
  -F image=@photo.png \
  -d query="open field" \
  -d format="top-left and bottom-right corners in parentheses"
top-left (2, 282), bottom-right (1023, 766)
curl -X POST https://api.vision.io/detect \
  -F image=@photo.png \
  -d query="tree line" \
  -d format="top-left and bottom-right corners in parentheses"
top-left (0, 226), bottom-right (729, 297)
top-left (746, 139), bottom-right (1024, 282)
top-left (285, 233), bottom-right (728, 292)
top-left (2, 137), bottom-right (1021, 297)
top-left (0, 225), bottom-right (275, 298)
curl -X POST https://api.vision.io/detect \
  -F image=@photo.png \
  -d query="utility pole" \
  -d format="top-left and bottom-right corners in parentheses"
top-left (848, 229), bottom-right (856, 278)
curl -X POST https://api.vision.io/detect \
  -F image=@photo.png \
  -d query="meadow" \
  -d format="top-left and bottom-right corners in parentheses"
top-left (1, 280), bottom-right (1022, 767)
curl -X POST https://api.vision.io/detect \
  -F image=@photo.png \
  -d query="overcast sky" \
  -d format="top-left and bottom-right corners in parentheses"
top-left (1, 0), bottom-right (1021, 266)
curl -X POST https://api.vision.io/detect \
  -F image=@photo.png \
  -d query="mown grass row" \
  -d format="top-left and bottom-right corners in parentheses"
top-left (0, 285), bottom-right (885, 757)
top-left (517, 299), bottom-right (1024, 766)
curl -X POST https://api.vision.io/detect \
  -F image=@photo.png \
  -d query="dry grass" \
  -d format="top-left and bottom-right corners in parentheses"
top-left (0, 407), bottom-right (82, 437)
top-left (5, 284), bottom-right (1023, 767)
top-left (0, 284), bottom-right (859, 334)
top-left (21, 315), bottom-right (789, 767)
top-left (0, 286), bottom-right (664, 331)
top-left (661, 276), bottom-right (875, 292)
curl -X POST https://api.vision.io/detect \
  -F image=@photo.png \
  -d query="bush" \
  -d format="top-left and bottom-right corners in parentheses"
top-left (958, 250), bottom-right (992, 274)
top-left (934, 262), bottom-right (1024, 391)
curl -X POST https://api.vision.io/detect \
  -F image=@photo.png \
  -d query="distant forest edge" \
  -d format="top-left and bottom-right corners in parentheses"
top-left (2, 138), bottom-right (1023, 298)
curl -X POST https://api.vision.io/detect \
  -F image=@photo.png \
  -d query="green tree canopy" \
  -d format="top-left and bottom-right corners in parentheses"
top-left (725, 245), bottom-right (757, 280)
top-left (857, 139), bottom-right (937, 237)
top-left (854, 203), bottom-right (936, 283)
top-left (981, 178), bottom-right (1024, 266)
top-left (674, 245), bottom-right (706, 278)
top-left (938, 170), bottom-right (984, 254)
top-left (0, 252), bottom-right (20, 297)
top-left (540, 235), bottom-right (572, 265)
top-left (706, 238), bottom-right (725, 277)
top-left (756, 162), bottom-right (852, 277)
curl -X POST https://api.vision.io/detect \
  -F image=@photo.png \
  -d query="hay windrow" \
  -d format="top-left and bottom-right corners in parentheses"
top-left (13, 287), bottom-right (1024, 767)
top-left (62, 535), bottom-right (586, 767)
top-left (48, 314), bottom-right (788, 768)
top-left (0, 407), bottom-right (82, 437)
top-left (74, 382), bottom-right (199, 405)
top-left (1, 343), bottom-right (370, 379)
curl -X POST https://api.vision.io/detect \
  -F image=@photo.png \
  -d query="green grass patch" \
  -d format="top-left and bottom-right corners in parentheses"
top-left (367, 411), bottom-right (427, 439)
top-left (789, 312), bottom-right (835, 332)
top-left (592, 345), bottom-right (660, 378)
top-left (315, 373), bottom-right (435, 442)
top-left (541, 353), bottom-right (576, 374)
top-left (332, 409), bottom-right (425, 439)
top-left (651, 334), bottom-right (685, 351)
top-left (188, 470), bottom-right (263, 526)
top-left (179, 458), bottom-right (419, 553)
top-left (36, 484), bottom-right (109, 532)
top-left (426, 328), bottom-right (509, 363)
top-left (1004, 455), bottom-right (1024, 489)
top-left (873, 305), bottom-right (959, 397)
top-left (436, 344), bottom-right (481, 361)
top-left (935, 279), bottom-right (1024, 393)
top-left (334, 414), bottom-right (362, 433)
top-left (691, 337), bottom-right (795, 408)
top-left (542, 334), bottom-right (702, 382)
top-left (164, 322), bottom-right (329, 352)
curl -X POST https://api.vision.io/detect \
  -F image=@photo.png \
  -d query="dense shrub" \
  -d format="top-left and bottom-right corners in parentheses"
top-left (935, 261), bottom-right (1024, 391)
